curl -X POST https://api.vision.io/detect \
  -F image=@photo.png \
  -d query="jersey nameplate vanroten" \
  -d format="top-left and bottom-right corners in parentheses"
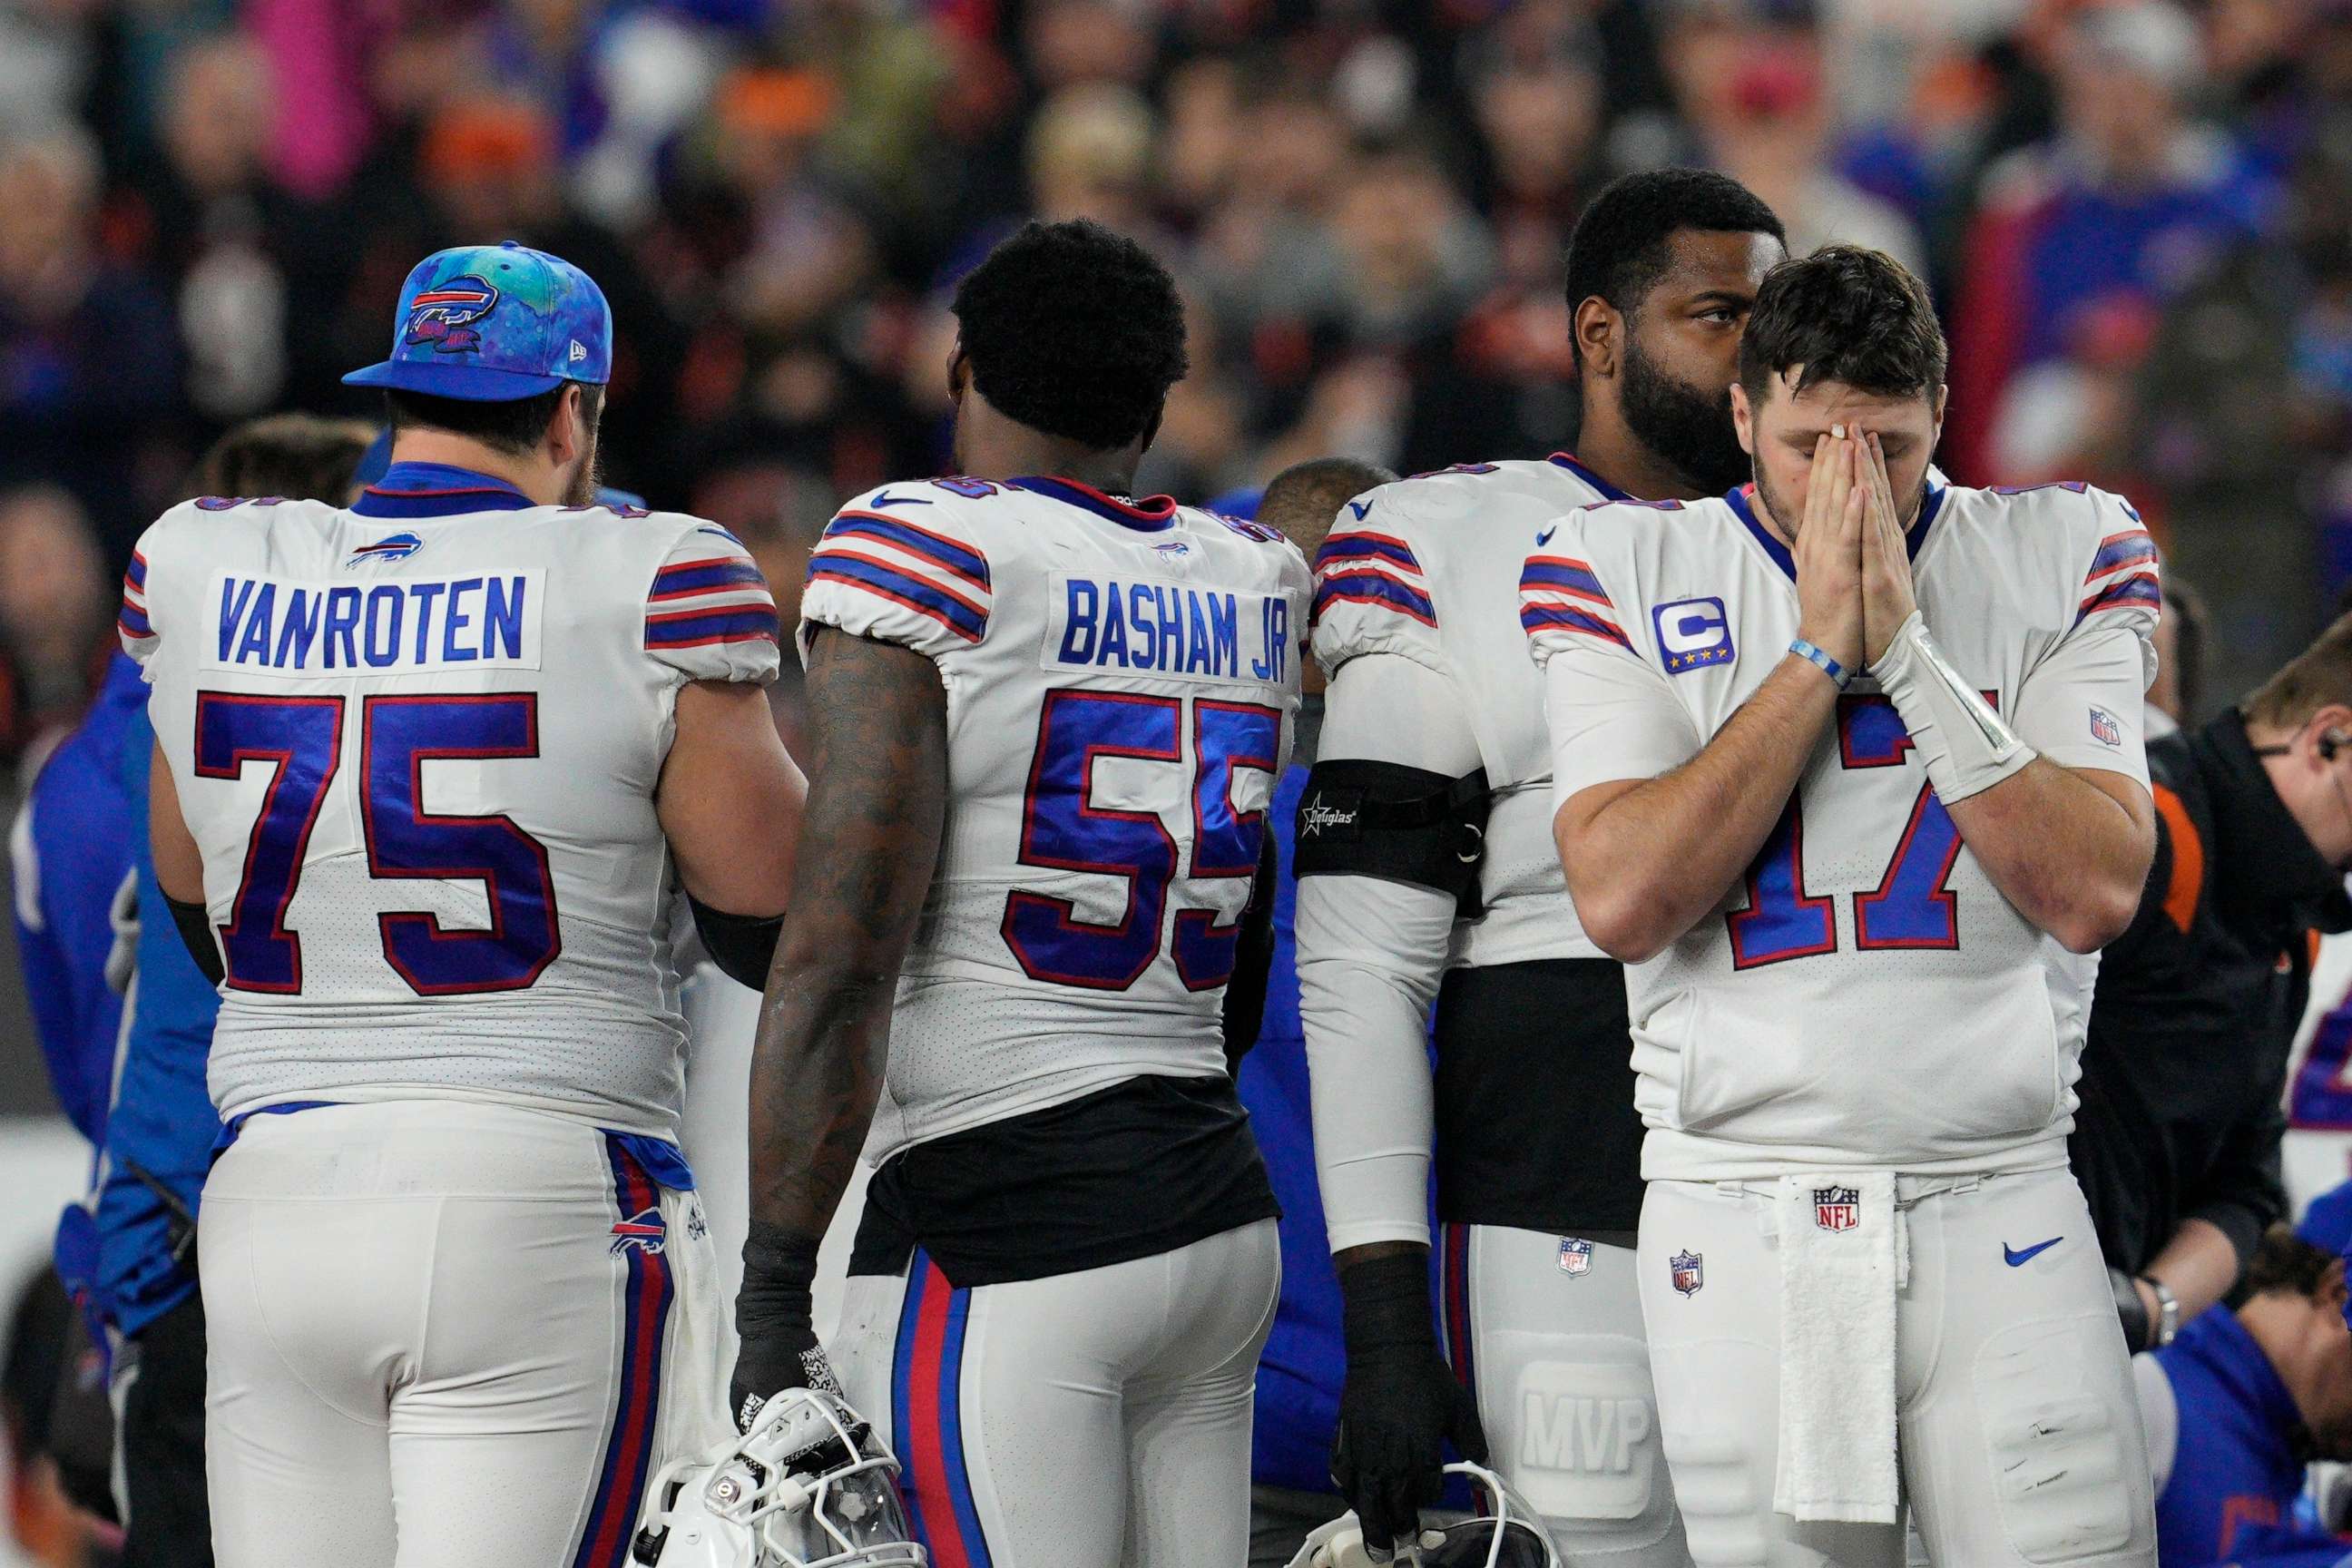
top-left (200, 568), bottom-right (546, 676)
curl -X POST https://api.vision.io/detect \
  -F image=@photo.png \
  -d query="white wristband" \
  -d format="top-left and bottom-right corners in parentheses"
top-left (1870, 612), bottom-right (2034, 804)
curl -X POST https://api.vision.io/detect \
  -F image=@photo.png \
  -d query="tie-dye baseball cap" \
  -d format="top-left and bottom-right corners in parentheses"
top-left (342, 240), bottom-right (612, 402)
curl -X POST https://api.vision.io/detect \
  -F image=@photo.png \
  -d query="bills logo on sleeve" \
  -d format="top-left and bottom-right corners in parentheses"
top-left (1652, 596), bottom-right (1735, 674)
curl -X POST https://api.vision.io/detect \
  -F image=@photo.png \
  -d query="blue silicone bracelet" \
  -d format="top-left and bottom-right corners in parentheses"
top-left (1788, 638), bottom-right (1851, 691)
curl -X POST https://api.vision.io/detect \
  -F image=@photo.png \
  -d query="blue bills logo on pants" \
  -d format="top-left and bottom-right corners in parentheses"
top-left (608, 1209), bottom-right (667, 1256)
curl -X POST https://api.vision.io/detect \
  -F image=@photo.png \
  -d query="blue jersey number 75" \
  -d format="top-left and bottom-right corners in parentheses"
top-left (193, 691), bottom-right (561, 995)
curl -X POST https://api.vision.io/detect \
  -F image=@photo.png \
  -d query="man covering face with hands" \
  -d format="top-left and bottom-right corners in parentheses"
top-left (1523, 245), bottom-right (2163, 1568)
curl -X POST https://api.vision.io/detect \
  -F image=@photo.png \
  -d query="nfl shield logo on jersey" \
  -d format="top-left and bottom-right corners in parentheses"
top-left (2089, 706), bottom-right (2122, 747)
top-left (1558, 1237), bottom-right (1593, 1277)
top-left (1814, 1186), bottom-right (1861, 1231)
top-left (608, 1209), bottom-right (667, 1256)
top-left (1670, 1250), bottom-right (1703, 1297)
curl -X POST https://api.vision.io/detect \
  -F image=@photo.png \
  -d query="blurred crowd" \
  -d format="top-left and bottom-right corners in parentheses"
top-left (3, 0), bottom-right (2352, 761)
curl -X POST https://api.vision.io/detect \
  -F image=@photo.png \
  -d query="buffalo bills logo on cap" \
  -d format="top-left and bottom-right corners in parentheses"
top-left (404, 274), bottom-right (501, 355)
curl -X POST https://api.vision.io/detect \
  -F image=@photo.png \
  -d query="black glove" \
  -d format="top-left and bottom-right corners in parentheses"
top-left (1331, 1250), bottom-right (1488, 1560)
top-left (2110, 1265), bottom-right (2151, 1353)
top-left (731, 1222), bottom-right (842, 1432)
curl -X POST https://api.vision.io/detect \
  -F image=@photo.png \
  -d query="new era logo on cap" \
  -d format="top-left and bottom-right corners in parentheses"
top-left (342, 240), bottom-right (612, 403)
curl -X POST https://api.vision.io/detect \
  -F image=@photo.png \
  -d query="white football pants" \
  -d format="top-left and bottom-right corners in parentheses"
top-left (201, 1101), bottom-right (729, 1568)
top-left (831, 1218), bottom-right (1280, 1568)
top-left (1639, 1167), bottom-right (2156, 1568)
top-left (1435, 1223), bottom-right (1686, 1563)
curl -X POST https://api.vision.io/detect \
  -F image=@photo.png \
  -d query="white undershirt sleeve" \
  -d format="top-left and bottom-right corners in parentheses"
top-left (1298, 651), bottom-right (1485, 1254)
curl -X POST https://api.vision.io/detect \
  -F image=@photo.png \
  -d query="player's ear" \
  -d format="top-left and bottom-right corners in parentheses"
top-left (1572, 295), bottom-right (1620, 380)
top-left (946, 346), bottom-right (972, 406)
top-left (2322, 1258), bottom-right (2348, 1312)
top-left (1730, 379), bottom-right (1756, 456)
top-left (1929, 384), bottom-right (1948, 438)
top-left (548, 384), bottom-right (585, 467)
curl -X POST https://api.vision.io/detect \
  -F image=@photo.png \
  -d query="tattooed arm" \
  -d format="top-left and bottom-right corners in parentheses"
top-left (730, 627), bottom-right (948, 1425)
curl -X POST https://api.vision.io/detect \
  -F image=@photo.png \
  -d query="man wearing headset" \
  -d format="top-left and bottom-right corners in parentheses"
top-left (2071, 612), bottom-right (2352, 1352)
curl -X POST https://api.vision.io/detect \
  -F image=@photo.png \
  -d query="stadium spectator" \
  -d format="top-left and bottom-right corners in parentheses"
top-left (2073, 612), bottom-right (2352, 1350)
top-left (1658, 0), bottom-right (1925, 273)
top-left (1946, 1), bottom-right (2270, 481)
top-left (0, 130), bottom-right (180, 554)
top-left (0, 487), bottom-right (111, 769)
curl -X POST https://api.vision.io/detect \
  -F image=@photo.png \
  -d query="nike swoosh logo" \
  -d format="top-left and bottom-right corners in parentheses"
top-left (1348, 499), bottom-right (1374, 520)
top-left (2004, 1237), bottom-right (2063, 1267)
top-left (1535, 526), bottom-right (1557, 546)
top-left (868, 488), bottom-right (932, 508)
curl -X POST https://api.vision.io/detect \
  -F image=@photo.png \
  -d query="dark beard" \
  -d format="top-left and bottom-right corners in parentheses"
top-left (1619, 336), bottom-right (1751, 496)
top-left (564, 427), bottom-right (603, 508)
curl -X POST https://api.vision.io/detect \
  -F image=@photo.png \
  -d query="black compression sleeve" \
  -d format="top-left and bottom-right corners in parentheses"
top-left (163, 894), bottom-right (223, 986)
top-left (1222, 833), bottom-right (1279, 1066)
top-left (1294, 760), bottom-right (1491, 916)
top-left (690, 897), bottom-right (784, 990)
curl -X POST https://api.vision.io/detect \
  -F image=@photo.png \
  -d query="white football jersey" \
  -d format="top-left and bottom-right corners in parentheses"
top-left (799, 475), bottom-right (1308, 1159)
top-left (1524, 479), bottom-right (2161, 1180)
top-left (122, 475), bottom-right (780, 1136)
top-left (1310, 455), bottom-right (1626, 968)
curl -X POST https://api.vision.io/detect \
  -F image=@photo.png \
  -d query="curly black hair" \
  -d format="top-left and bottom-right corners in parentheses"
top-left (1737, 244), bottom-right (1947, 408)
top-left (1563, 169), bottom-right (1785, 367)
top-left (950, 219), bottom-right (1190, 452)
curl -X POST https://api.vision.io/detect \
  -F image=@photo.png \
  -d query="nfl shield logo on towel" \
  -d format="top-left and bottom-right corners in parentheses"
top-left (1559, 1237), bottom-right (1593, 1276)
top-left (1814, 1186), bottom-right (1861, 1231)
top-left (1670, 1250), bottom-right (1703, 1297)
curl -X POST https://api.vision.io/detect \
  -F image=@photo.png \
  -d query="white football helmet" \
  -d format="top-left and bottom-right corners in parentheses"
top-left (1286, 1463), bottom-right (1563, 1568)
top-left (631, 1388), bottom-right (926, 1568)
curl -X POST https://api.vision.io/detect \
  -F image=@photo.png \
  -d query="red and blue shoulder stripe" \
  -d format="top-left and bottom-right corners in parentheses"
top-left (644, 537), bottom-right (779, 652)
top-left (2077, 514), bottom-right (2162, 626)
top-left (1312, 530), bottom-right (1436, 629)
top-left (1517, 554), bottom-right (1632, 649)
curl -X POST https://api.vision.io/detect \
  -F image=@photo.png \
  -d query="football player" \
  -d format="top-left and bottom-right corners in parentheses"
top-left (127, 242), bottom-right (806, 1567)
top-left (1528, 245), bottom-right (2162, 1565)
top-left (1298, 168), bottom-right (1783, 1563)
top-left (730, 219), bottom-right (1308, 1567)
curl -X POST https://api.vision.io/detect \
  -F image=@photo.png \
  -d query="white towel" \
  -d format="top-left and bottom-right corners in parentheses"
top-left (1772, 1171), bottom-right (1901, 1524)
